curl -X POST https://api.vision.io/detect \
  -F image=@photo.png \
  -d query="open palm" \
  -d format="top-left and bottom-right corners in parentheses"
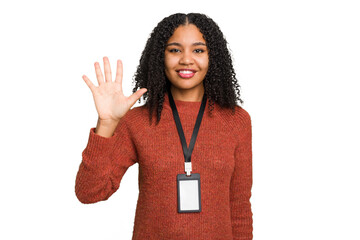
top-left (82, 56), bottom-right (147, 122)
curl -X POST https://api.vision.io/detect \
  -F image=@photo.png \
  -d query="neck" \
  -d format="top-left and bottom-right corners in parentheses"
top-left (170, 85), bottom-right (205, 102)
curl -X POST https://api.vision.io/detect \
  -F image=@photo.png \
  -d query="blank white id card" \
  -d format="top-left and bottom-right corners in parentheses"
top-left (176, 173), bottom-right (202, 213)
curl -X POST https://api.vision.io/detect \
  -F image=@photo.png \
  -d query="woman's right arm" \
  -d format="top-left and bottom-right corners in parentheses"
top-left (75, 117), bottom-right (137, 204)
top-left (74, 56), bottom-right (147, 204)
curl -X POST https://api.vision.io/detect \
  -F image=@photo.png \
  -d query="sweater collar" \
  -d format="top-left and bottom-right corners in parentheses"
top-left (163, 91), bottom-right (207, 115)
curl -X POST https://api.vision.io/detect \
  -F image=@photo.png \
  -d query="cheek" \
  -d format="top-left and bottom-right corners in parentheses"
top-left (164, 55), bottom-right (177, 71)
top-left (164, 56), bottom-right (175, 79)
top-left (164, 55), bottom-right (170, 71)
top-left (198, 57), bottom-right (209, 72)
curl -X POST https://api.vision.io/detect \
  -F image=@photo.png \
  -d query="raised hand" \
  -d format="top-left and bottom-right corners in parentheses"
top-left (82, 56), bottom-right (147, 123)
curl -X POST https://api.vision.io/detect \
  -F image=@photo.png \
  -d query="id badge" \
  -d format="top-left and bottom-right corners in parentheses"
top-left (176, 173), bottom-right (202, 213)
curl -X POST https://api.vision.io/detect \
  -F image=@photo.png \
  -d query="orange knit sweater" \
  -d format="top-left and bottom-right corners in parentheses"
top-left (75, 92), bottom-right (253, 240)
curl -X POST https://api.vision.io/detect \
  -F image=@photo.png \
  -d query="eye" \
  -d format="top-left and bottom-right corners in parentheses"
top-left (169, 48), bottom-right (180, 53)
top-left (194, 49), bottom-right (205, 53)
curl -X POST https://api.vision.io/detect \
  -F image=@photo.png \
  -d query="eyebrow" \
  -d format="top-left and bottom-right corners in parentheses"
top-left (165, 42), bottom-right (206, 47)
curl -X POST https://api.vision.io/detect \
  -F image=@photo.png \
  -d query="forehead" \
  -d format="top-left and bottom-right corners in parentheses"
top-left (167, 24), bottom-right (206, 44)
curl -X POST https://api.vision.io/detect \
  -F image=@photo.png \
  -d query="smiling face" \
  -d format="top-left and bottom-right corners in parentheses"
top-left (164, 24), bottom-right (209, 100)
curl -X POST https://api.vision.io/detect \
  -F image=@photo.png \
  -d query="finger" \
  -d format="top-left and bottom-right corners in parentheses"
top-left (82, 75), bottom-right (97, 93)
top-left (128, 88), bottom-right (147, 106)
top-left (94, 62), bottom-right (104, 86)
top-left (115, 59), bottom-right (123, 85)
top-left (103, 56), bottom-right (112, 83)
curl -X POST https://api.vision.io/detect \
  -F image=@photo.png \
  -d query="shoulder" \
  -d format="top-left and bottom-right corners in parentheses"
top-left (212, 104), bottom-right (252, 143)
top-left (119, 104), bottom-right (149, 130)
top-left (233, 105), bottom-right (252, 128)
top-left (216, 104), bottom-right (251, 130)
top-left (233, 105), bottom-right (252, 142)
top-left (123, 104), bottom-right (146, 120)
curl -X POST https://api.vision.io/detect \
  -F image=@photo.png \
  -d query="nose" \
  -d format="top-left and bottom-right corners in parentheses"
top-left (179, 50), bottom-right (194, 65)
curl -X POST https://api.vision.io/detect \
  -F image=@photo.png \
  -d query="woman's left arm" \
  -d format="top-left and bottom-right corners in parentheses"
top-left (230, 109), bottom-right (253, 240)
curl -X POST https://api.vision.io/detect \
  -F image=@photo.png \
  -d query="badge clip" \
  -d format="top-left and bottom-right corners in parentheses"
top-left (185, 162), bottom-right (192, 176)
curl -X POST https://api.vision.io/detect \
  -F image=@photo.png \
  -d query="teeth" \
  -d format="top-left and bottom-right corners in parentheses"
top-left (179, 70), bottom-right (194, 74)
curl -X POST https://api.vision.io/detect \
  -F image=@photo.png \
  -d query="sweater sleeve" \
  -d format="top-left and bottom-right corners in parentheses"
top-left (75, 116), bottom-right (138, 204)
top-left (230, 109), bottom-right (253, 239)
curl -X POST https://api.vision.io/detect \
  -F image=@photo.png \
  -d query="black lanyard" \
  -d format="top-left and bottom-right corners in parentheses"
top-left (168, 89), bottom-right (207, 176)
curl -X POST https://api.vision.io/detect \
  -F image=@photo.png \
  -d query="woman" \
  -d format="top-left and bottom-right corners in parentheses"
top-left (75, 13), bottom-right (253, 240)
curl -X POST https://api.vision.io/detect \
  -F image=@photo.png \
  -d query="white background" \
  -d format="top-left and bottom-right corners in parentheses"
top-left (1, 0), bottom-right (359, 239)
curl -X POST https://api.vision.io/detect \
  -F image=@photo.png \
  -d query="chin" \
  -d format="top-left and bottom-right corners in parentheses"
top-left (173, 81), bottom-right (203, 90)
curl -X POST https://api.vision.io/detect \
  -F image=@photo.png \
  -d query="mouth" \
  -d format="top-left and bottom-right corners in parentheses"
top-left (176, 69), bottom-right (197, 79)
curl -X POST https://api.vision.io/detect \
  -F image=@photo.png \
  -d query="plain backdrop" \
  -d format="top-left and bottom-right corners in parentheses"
top-left (1, 0), bottom-right (359, 239)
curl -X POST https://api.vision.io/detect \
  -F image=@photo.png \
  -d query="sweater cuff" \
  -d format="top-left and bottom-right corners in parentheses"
top-left (82, 127), bottom-right (117, 167)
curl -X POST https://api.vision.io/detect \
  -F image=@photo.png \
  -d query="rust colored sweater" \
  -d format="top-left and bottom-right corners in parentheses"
top-left (75, 92), bottom-right (253, 240)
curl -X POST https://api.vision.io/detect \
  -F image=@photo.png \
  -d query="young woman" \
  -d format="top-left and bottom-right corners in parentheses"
top-left (75, 13), bottom-right (253, 240)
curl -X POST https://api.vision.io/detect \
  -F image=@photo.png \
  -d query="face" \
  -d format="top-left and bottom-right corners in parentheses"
top-left (164, 24), bottom-right (209, 92)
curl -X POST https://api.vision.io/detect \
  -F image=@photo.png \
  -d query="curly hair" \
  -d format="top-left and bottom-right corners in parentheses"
top-left (132, 13), bottom-right (244, 125)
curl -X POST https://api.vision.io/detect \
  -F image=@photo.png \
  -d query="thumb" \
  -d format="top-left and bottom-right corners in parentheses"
top-left (128, 88), bottom-right (147, 106)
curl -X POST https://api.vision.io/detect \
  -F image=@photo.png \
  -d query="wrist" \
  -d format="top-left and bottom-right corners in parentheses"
top-left (97, 118), bottom-right (120, 127)
top-left (95, 118), bottom-right (120, 137)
